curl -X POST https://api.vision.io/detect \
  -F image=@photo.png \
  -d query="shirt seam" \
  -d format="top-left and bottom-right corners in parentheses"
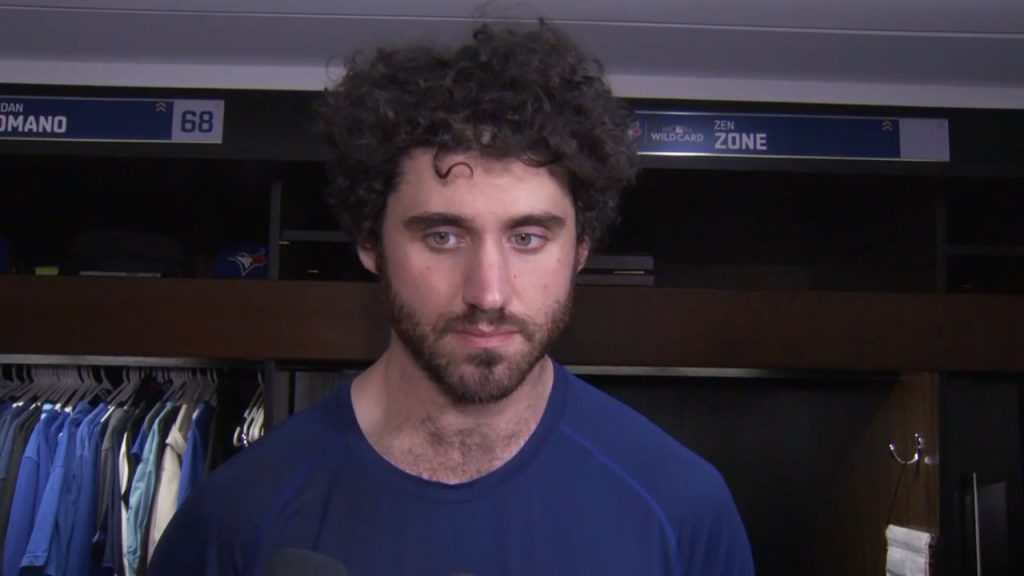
top-left (241, 432), bottom-right (349, 576)
top-left (558, 421), bottom-right (681, 574)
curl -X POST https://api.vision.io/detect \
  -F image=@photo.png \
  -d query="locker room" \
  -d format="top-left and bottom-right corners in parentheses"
top-left (1, 2), bottom-right (1022, 575)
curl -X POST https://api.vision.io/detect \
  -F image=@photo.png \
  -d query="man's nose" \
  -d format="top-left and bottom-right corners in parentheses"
top-left (462, 239), bottom-right (511, 312)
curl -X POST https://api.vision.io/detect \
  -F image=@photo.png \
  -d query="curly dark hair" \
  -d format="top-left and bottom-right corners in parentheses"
top-left (320, 21), bottom-right (638, 248)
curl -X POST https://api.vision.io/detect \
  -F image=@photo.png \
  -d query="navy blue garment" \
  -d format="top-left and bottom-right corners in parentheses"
top-left (100, 407), bottom-right (135, 576)
top-left (149, 363), bottom-right (754, 576)
top-left (0, 403), bottom-right (24, 490)
top-left (2, 406), bottom-right (62, 576)
top-left (0, 403), bottom-right (31, 550)
top-left (176, 402), bottom-right (214, 508)
top-left (0, 405), bottom-right (36, 514)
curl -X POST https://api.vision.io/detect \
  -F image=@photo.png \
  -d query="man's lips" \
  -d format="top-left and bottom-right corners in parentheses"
top-left (456, 327), bottom-right (518, 336)
top-left (449, 327), bottom-right (520, 346)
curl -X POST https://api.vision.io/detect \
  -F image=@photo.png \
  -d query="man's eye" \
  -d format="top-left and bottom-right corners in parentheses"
top-left (511, 233), bottom-right (544, 249)
top-left (426, 231), bottom-right (458, 247)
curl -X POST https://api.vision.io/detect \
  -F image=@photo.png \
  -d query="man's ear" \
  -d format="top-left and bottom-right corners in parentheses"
top-left (357, 239), bottom-right (381, 276)
top-left (574, 238), bottom-right (591, 273)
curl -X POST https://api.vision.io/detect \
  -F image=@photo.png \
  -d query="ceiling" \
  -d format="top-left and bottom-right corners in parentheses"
top-left (1, 1), bottom-right (1022, 108)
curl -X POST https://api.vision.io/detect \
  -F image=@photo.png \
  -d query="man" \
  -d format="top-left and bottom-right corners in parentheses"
top-left (150, 21), bottom-right (754, 576)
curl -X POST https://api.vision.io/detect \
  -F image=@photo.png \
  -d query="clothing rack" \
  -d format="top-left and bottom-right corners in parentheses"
top-left (566, 365), bottom-right (896, 380)
top-left (0, 358), bottom-right (264, 576)
top-left (0, 355), bottom-right (260, 369)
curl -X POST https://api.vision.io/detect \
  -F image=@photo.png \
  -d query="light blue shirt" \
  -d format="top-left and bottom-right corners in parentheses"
top-left (125, 403), bottom-right (177, 576)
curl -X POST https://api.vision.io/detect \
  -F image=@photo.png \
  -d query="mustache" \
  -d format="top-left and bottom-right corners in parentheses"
top-left (437, 307), bottom-right (534, 341)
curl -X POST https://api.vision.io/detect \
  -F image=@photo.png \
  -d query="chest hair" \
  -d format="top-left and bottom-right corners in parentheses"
top-left (377, 419), bottom-right (530, 484)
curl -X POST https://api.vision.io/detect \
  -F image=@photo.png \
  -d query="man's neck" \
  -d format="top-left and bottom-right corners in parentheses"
top-left (351, 341), bottom-right (554, 484)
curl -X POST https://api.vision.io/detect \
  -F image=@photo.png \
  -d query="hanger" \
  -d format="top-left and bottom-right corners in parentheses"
top-left (251, 404), bottom-right (265, 443)
top-left (100, 368), bottom-right (141, 423)
top-left (244, 390), bottom-right (262, 447)
top-left (59, 367), bottom-right (75, 408)
top-left (180, 369), bottom-right (204, 408)
top-left (158, 368), bottom-right (187, 405)
top-left (48, 369), bottom-right (62, 404)
top-left (0, 365), bottom-right (15, 398)
top-left (233, 381), bottom-right (264, 448)
top-left (11, 366), bottom-right (34, 406)
top-left (201, 369), bottom-right (220, 404)
top-left (83, 365), bottom-right (114, 404)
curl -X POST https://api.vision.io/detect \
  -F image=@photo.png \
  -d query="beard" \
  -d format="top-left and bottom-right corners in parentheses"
top-left (380, 265), bottom-right (574, 406)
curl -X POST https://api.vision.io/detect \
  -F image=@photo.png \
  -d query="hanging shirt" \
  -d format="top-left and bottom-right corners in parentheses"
top-left (0, 401), bottom-right (15, 535)
top-left (136, 404), bottom-right (179, 576)
top-left (8, 407), bottom-right (47, 507)
top-left (97, 408), bottom-right (129, 533)
top-left (65, 402), bottom-right (109, 576)
top-left (176, 402), bottom-right (214, 508)
top-left (0, 406), bottom-right (40, 527)
top-left (0, 404), bottom-right (18, 481)
top-left (0, 403), bottom-right (36, 510)
top-left (2, 406), bottom-right (60, 576)
top-left (118, 425), bottom-right (132, 576)
top-left (125, 403), bottom-right (164, 502)
top-left (149, 363), bottom-right (755, 576)
top-left (95, 407), bottom-right (129, 573)
top-left (0, 403), bottom-right (33, 555)
top-left (102, 407), bottom-right (136, 576)
top-left (33, 402), bottom-right (106, 576)
top-left (19, 401), bottom-right (91, 575)
top-left (0, 404), bottom-right (29, 500)
top-left (120, 404), bottom-right (152, 576)
top-left (147, 402), bottom-right (193, 558)
top-left (125, 403), bottom-right (177, 576)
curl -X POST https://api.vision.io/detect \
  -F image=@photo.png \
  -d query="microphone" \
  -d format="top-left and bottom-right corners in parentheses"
top-left (265, 548), bottom-right (350, 576)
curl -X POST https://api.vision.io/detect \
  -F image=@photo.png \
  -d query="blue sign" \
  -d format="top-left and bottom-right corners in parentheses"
top-left (630, 112), bottom-right (949, 161)
top-left (0, 96), bottom-right (224, 144)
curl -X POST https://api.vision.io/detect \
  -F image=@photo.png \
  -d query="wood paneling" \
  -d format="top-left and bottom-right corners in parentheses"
top-left (810, 372), bottom-right (940, 575)
top-left (563, 288), bottom-right (1024, 372)
top-left (3, 277), bottom-right (1024, 371)
top-left (0, 276), bottom-right (390, 361)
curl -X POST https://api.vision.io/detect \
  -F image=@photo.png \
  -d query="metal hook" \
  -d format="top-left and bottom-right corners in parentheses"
top-left (889, 433), bottom-right (924, 465)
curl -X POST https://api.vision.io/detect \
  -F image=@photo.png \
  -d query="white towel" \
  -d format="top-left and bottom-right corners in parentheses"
top-left (886, 524), bottom-right (932, 576)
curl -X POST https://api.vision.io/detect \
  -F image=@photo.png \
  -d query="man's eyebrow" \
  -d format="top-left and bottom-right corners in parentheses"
top-left (402, 212), bottom-right (470, 230)
top-left (403, 212), bottom-right (567, 232)
top-left (507, 213), bottom-right (567, 231)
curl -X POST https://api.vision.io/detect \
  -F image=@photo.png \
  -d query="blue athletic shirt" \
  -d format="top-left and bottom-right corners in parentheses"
top-left (149, 362), bottom-right (754, 576)
top-left (3, 406), bottom-right (62, 576)
top-left (21, 401), bottom-right (92, 575)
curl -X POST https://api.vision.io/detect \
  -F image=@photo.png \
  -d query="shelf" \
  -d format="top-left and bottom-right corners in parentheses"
top-left (946, 245), bottom-right (1024, 257)
top-left (280, 229), bottom-right (350, 243)
top-left (0, 276), bottom-right (389, 362)
top-left (0, 354), bottom-right (258, 368)
top-left (2, 276), bottom-right (1024, 372)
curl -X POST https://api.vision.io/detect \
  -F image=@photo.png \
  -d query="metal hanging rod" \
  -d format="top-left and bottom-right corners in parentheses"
top-left (267, 363), bottom-right (896, 380)
top-left (0, 354), bottom-right (262, 368)
top-left (565, 365), bottom-right (896, 380)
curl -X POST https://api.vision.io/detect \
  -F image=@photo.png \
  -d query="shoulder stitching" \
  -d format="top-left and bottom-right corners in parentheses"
top-left (558, 422), bottom-right (681, 573)
top-left (240, 434), bottom-right (348, 576)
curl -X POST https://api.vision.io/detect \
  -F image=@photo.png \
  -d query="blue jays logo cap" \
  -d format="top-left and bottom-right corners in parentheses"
top-left (213, 243), bottom-right (269, 279)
